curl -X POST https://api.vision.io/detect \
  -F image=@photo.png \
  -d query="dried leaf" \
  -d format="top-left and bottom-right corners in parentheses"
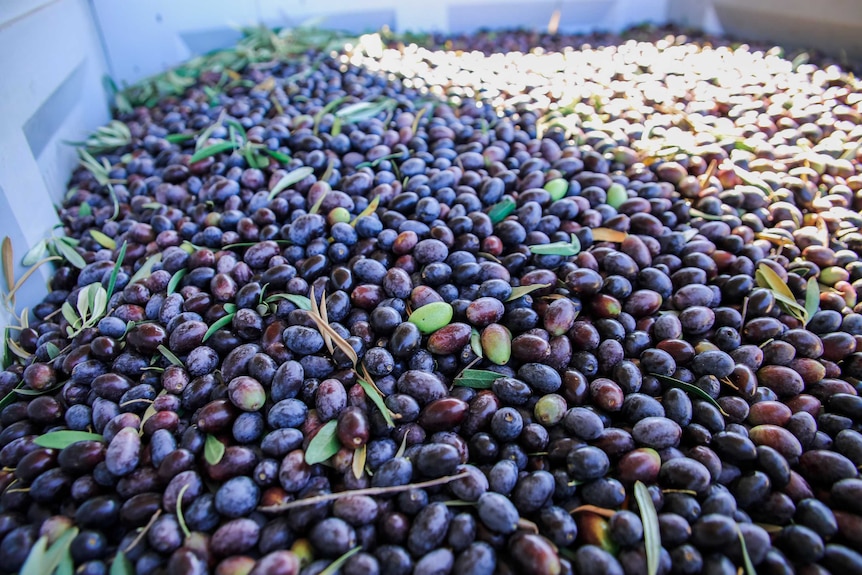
top-left (591, 228), bottom-right (628, 242)
top-left (352, 444), bottom-right (367, 480)
top-left (635, 480), bottom-right (661, 575)
top-left (570, 505), bottom-right (616, 518)
top-left (34, 431), bottom-right (104, 449)
top-left (204, 434), bottom-right (225, 465)
top-left (305, 419), bottom-right (340, 465)
top-left (1, 237), bottom-right (13, 294)
top-left (506, 283), bottom-right (552, 302)
top-left (89, 230), bottom-right (117, 250)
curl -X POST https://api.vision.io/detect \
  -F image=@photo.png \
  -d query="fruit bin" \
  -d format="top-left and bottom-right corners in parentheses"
top-left (2, 0), bottom-right (862, 574)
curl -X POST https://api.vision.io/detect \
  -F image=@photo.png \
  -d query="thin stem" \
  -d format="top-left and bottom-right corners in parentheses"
top-left (259, 471), bottom-right (470, 513)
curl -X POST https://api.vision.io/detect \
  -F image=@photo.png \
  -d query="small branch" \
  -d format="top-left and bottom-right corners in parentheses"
top-left (259, 471), bottom-right (470, 514)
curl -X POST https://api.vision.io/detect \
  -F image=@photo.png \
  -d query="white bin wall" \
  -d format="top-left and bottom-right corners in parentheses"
top-left (0, 0), bottom-right (111, 328)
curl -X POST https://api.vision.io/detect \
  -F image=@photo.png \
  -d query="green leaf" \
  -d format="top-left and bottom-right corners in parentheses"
top-left (45, 342), bottom-right (61, 360)
top-left (506, 282), bottom-right (552, 302)
top-left (487, 197), bottom-right (516, 224)
top-left (55, 552), bottom-right (74, 575)
top-left (350, 195), bottom-right (380, 227)
top-left (55, 239), bottom-right (86, 269)
top-left (89, 230), bottom-right (117, 250)
top-left (21, 239), bottom-right (47, 266)
top-left (453, 369), bottom-right (503, 389)
top-left (19, 535), bottom-right (49, 575)
top-left (204, 434), bottom-right (225, 465)
top-left (470, 328), bottom-right (483, 359)
top-left (308, 185), bottom-right (330, 215)
top-left (737, 526), bottom-right (757, 575)
top-left (157, 345), bottom-right (184, 368)
top-left (358, 377), bottom-right (395, 428)
top-left (78, 202), bottom-right (92, 217)
top-left (314, 96), bottom-right (348, 135)
top-left (177, 482), bottom-right (191, 539)
top-left (62, 302), bottom-right (82, 330)
top-left (34, 430), bottom-right (104, 449)
top-left (128, 253), bottom-right (162, 286)
top-left (804, 278), bottom-right (820, 326)
top-left (319, 546), bottom-right (362, 575)
top-left (40, 526), bottom-right (79, 575)
top-left (688, 209), bottom-right (728, 221)
top-left (305, 419), bottom-right (341, 465)
top-left (268, 166), bottom-right (315, 201)
top-left (223, 303), bottom-right (237, 314)
top-left (189, 141), bottom-right (236, 164)
top-left (265, 293), bottom-right (311, 310)
top-left (106, 241), bottom-right (128, 301)
top-left (335, 99), bottom-right (397, 123)
top-left (528, 234), bottom-right (581, 256)
top-left (260, 148), bottom-right (292, 164)
top-left (110, 550), bottom-right (134, 575)
top-left (224, 119), bottom-right (247, 142)
top-left (732, 164), bottom-right (773, 196)
top-left (634, 481), bottom-right (660, 575)
top-left (651, 373), bottom-right (730, 417)
top-left (167, 268), bottom-right (188, 295)
top-left (202, 313), bottom-right (235, 342)
top-left (166, 133), bottom-right (196, 144)
top-left (755, 263), bottom-right (796, 302)
top-left (0, 381), bottom-right (25, 409)
top-left (14, 381), bottom-right (66, 396)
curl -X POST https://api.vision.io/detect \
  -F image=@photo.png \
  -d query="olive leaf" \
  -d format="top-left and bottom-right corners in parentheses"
top-left (79, 201), bottom-right (92, 218)
top-left (569, 505), bottom-right (616, 518)
top-left (305, 419), bottom-right (340, 465)
top-left (591, 228), bottom-right (629, 242)
top-left (110, 550), bottom-right (134, 575)
top-left (313, 96), bottom-right (348, 135)
top-left (166, 133), bottom-right (195, 144)
top-left (204, 434), bottom-right (225, 465)
top-left (470, 328), bottom-right (483, 359)
top-left (202, 313), bottom-right (235, 342)
top-left (1, 237), bottom-right (14, 294)
top-left (19, 535), bottom-right (49, 575)
top-left (34, 430), bottom-right (104, 449)
top-left (651, 373), bottom-right (730, 417)
top-left (128, 253), bottom-right (162, 286)
top-left (732, 164), bottom-right (772, 196)
top-left (176, 483), bottom-right (191, 539)
top-left (487, 197), bottom-right (516, 224)
top-left (506, 282), bottom-right (552, 302)
top-left (358, 373), bottom-right (395, 428)
top-left (89, 230), bottom-right (116, 250)
top-left (804, 277), bottom-right (820, 326)
top-left (528, 234), bottom-right (581, 256)
top-left (350, 195), bottom-right (380, 227)
top-left (308, 185), bottom-right (330, 215)
top-left (167, 268), bottom-right (188, 296)
top-left (268, 166), bottom-right (315, 201)
top-left (21, 239), bottom-right (48, 266)
top-left (55, 238), bottom-right (86, 269)
top-left (755, 263), bottom-right (808, 322)
top-left (352, 444), bottom-right (367, 480)
top-left (106, 241), bottom-right (128, 301)
top-left (320, 547), bottom-right (362, 575)
top-left (189, 141), bottom-right (236, 164)
top-left (453, 369), bottom-right (503, 389)
top-left (260, 148), bottom-right (292, 164)
top-left (45, 342), bottom-right (62, 360)
top-left (335, 99), bottom-right (397, 124)
top-left (14, 381), bottom-right (66, 397)
top-left (355, 152), bottom-right (404, 170)
top-left (0, 381), bottom-right (24, 409)
top-left (737, 526), bottom-right (757, 575)
top-left (634, 481), bottom-right (660, 575)
top-left (265, 293), bottom-right (311, 310)
top-left (688, 208), bottom-right (728, 222)
top-left (157, 345), bottom-right (184, 368)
